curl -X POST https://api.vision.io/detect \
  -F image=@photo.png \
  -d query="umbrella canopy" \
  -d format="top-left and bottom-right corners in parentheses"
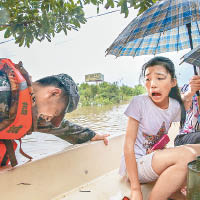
top-left (106, 0), bottom-right (200, 58)
top-left (180, 45), bottom-right (200, 67)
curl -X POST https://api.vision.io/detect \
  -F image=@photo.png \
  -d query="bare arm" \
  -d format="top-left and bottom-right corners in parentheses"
top-left (181, 90), bottom-right (194, 111)
top-left (124, 117), bottom-right (142, 200)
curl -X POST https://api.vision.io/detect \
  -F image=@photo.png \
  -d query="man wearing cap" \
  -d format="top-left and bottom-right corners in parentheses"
top-left (33, 73), bottom-right (109, 143)
top-left (0, 58), bottom-right (109, 167)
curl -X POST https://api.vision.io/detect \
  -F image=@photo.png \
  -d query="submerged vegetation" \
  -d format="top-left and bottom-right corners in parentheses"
top-left (78, 82), bottom-right (146, 106)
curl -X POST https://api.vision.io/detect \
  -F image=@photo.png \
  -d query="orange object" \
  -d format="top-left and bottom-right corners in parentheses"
top-left (0, 58), bottom-right (32, 139)
top-left (0, 141), bottom-right (17, 166)
top-left (122, 196), bottom-right (130, 200)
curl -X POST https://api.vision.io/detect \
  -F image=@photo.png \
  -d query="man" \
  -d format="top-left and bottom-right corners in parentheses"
top-left (0, 58), bottom-right (109, 167)
top-left (174, 75), bottom-right (200, 146)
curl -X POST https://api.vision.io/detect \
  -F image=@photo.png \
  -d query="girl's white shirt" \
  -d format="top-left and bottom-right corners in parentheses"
top-left (119, 94), bottom-right (181, 177)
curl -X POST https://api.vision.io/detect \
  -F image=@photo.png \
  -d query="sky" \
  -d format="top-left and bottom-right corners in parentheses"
top-left (0, 6), bottom-right (195, 87)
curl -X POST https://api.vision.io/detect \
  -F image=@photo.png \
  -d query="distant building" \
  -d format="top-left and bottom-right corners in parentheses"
top-left (85, 73), bottom-right (104, 83)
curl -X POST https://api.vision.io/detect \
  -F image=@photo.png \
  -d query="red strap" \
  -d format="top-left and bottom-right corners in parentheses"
top-left (19, 139), bottom-right (33, 160)
top-left (0, 140), bottom-right (18, 167)
top-left (122, 197), bottom-right (130, 200)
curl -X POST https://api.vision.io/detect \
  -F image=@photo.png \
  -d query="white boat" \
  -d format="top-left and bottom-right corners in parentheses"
top-left (0, 123), bottom-right (183, 200)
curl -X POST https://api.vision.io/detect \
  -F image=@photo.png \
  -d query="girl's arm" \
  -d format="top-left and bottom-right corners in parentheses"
top-left (124, 117), bottom-right (142, 200)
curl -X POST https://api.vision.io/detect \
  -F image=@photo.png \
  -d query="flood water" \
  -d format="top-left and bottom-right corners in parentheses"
top-left (15, 102), bottom-right (129, 165)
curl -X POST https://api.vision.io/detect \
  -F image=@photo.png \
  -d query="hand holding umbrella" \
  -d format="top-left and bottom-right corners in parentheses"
top-left (180, 45), bottom-right (200, 104)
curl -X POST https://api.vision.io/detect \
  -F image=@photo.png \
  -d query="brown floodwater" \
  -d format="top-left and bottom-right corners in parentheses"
top-left (15, 102), bottom-right (129, 165)
top-left (67, 103), bottom-right (129, 135)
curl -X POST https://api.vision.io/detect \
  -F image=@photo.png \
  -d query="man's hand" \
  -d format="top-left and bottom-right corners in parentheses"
top-left (90, 133), bottom-right (110, 145)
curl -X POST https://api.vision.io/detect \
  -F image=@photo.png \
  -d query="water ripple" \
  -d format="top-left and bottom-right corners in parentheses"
top-left (15, 103), bottom-right (129, 165)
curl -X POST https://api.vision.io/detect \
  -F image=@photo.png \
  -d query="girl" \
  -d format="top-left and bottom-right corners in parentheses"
top-left (119, 56), bottom-right (200, 200)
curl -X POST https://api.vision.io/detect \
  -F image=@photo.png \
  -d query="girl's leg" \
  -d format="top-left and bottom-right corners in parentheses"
top-left (149, 144), bottom-right (200, 200)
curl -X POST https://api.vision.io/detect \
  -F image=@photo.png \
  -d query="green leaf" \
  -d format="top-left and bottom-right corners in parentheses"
top-left (0, 9), bottom-right (10, 24)
top-left (152, 0), bottom-right (158, 3)
top-left (108, 0), bottom-right (114, 8)
top-left (119, 0), bottom-right (128, 17)
top-left (63, 28), bottom-right (67, 35)
top-left (91, 0), bottom-right (97, 5)
top-left (0, 0), bottom-right (158, 47)
top-left (4, 28), bottom-right (11, 38)
top-left (19, 36), bottom-right (25, 47)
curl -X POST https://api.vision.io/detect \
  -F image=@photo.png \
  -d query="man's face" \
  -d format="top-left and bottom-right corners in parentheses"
top-left (34, 86), bottom-right (67, 127)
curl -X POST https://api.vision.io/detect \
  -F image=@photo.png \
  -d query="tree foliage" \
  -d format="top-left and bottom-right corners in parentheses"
top-left (78, 82), bottom-right (146, 106)
top-left (0, 0), bottom-right (158, 47)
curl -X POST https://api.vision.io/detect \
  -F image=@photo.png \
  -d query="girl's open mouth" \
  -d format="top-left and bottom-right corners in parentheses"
top-left (152, 92), bottom-right (161, 96)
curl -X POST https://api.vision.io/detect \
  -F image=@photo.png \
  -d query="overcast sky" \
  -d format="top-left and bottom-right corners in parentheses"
top-left (0, 6), bottom-right (194, 87)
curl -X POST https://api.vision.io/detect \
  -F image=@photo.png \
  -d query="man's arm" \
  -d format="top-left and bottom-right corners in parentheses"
top-left (49, 119), bottom-right (109, 145)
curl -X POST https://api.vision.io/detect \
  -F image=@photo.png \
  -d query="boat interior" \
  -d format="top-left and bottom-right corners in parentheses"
top-left (0, 123), bottom-right (184, 200)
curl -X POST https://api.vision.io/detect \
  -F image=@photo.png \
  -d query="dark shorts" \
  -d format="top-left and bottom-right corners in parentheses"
top-left (174, 132), bottom-right (200, 146)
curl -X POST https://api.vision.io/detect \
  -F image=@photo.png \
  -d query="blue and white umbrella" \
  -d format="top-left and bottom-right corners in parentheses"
top-left (106, 0), bottom-right (200, 61)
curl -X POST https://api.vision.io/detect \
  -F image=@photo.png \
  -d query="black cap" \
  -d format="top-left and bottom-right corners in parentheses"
top-left (53, 73), bottom-right (80, 113)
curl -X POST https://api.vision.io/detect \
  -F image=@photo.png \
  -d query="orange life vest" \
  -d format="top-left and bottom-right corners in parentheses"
top-left (0, 58), bottom-right (33, 167)
top-left (0, 58), bottom-right (32, 139)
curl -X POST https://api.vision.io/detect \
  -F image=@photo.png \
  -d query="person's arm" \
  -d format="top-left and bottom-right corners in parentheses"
top-left (182, 75), bottom-right (200, 110)
top-left (49, 119), bottom-right (109, 145)
top-left (124, 117), bottom-right (143, 200)
top-left (181, 89), bottom-right (194, 111)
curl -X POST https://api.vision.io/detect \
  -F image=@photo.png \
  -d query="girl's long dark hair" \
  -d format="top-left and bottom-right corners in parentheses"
top-left (140, 56), bottom-right (186, 127)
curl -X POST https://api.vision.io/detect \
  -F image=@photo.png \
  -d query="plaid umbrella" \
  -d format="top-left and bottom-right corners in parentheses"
top-left (106, 0), bottom-right (200, 60)
top-left (180, 45), bottom-right (200, 67)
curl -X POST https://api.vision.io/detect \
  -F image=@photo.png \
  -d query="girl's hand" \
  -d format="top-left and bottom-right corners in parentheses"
top-left (130, 189), bottom-right (143, 200)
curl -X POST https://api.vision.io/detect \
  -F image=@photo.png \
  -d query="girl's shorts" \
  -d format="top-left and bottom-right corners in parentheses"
top-left (136, 152), bottom-right (159, 183)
